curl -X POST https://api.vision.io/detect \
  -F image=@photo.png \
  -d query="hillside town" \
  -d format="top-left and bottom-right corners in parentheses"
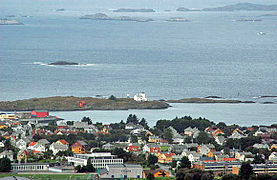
top-left (0, 110), bottom-right (276, 179)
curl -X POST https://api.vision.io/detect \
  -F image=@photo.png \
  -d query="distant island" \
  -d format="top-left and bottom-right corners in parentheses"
top-left (176, 7), bottom-right (201, 12)
top-left (166, 17), bottom-right (188, 22)
top-left (0, 96), bottom-right (169, 111)
top-left (0, 19), bottom-right (23, 25)
top-left (113, 8), bottom-right (155, 13)
top-left (56, 8), bottom-right (65, 12)
top-left (49, 61), bottom-right (79, 65)
top-left (177, 3), bottom-right (277, 12)
top-left (80, 13), bottom-right (153, 22)
top-left (168, 98), bottom-right (255, 104)
top-left (202, 3), bottom-right (277, 11)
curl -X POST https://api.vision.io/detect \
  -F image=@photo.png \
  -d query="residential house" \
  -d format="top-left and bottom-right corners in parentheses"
top-left (143, 144), bottom-right (161, 154)
top-left (27, 142), bottom-right (46, 152)
top-left (0, 150), bottom-right (14, 161)
top-left (143, 169), bottom-right (170, 178)
top-left (168, 126), bottom-right (184, 144)
top-left (50, 142), bottom-right (68, 155)
top-left (102, 143), bottom-right (116, 150)
top-left (127, 144), bottom-right (141, 152)
top-left (17, 150), bottom-right (29, 163)
top-left (16, 139), bottom-right (27, 151)
top-left (0, 141), bottom-right (4, 148)
top-left (125, 123), bottom-right (136, 130)
top-left (253, 143), bottom-right (269, 149)
top-left (269, 152), bottom-right (277, 162)
top-left (148, 136), bottom-right (160, 143)
top-left (56, 139), bottom-right (69, 147)
top-left (187, 152), bottom-right (201, 163)
top-left (229, 130), bottom-right (247, 139)
top-left (270, 144), bottom-right (277, 150)
top-left (157, 152), bottom-right (176, 163)
top-left (71, 142), bottom-right (86, 154)
top-left (215, 136), bottom-right (226, 145)
top-left (37, 139), bottom-right (50, 147)
top-left (184, 127), bottom-right (200, 138)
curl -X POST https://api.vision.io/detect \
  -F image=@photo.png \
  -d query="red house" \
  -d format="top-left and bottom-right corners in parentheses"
top-left (127, 145), bottom-right (141, 152)
top-left (31, 110), bottom-right (49, 118)
top-left (150, 147), bottom-right (161, 153)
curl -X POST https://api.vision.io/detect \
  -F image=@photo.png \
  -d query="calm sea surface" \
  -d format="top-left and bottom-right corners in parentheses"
top-left (0, 1), bottom-right (277, 125)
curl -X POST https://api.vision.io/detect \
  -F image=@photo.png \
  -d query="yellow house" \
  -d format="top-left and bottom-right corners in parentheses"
top-left (270, 144), bottom-right (277, 150)
top-left (157, 153), bottom-right (175, 164)
top-left (17, 150), bottom-right (29, 163)
top-left (206, 151), bottom-right (214, 158)
top-left (0, 125), bottom-right (8, 129)
top-left (148, 136), bottom-right (159, 143)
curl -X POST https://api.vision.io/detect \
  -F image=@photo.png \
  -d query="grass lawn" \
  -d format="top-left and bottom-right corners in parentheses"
top-left (0, 173), bottom-right (93, 180)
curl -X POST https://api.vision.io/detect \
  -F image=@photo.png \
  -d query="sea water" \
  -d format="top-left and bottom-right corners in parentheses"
top-left (0, 0), bottom-right (277, 125)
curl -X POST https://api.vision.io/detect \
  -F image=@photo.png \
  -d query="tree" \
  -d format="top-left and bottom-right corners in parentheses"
top-left (108, 95), bottom-right (117, 101)
top-left (130, 135), bottom-right (138, 143)
top-left (86, 160), bottom-right (96, 172)
top-left (81, 117), bottom-right (92, 125)
top-left (66, 121), bottom-right (74, 125)
top-left (0, 157), bottom-right (11, 172)
top-left (221, 174), bottom-right (240, 180)
top-left (126, 114), bottom-right (139, 124)
top-left (139, 118), bottom-right (149, 129)
top-left (163, 128), bottom-right (173, 143)
top-left (239, 162), bottom-right (253, 180)
top-left (179, 156), bottom-right (191, 169)
top-left (146, 173), bottom-right (155, 180)
top-left (252, 154), bottom-right (265, 164)
top-left (147, 154), bottom-right (158, 166)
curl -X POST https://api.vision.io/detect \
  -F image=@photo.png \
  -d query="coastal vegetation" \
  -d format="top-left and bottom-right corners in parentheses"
top-left (113, 8), bottom-right (155, 12)
top-left (0, 96), bottom-right (169, 111)
top-left (168, 98), bottom-right (255, 103)
top-left (80, 13), bottom-right (153, 22)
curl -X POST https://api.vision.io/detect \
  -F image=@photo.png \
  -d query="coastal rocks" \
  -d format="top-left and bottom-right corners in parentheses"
top-left (80, 13), bottom-right (153, 22)
top-left (0, 19), bottom-right (23, 25)
top-left (113, 8), bottom-right (155, 13)
top-left (166, 17), bottom-right (188, 22)
top-left (49, 61), bottom-right (79, 65)
top-left (168, 98), bottom-right (255, 104)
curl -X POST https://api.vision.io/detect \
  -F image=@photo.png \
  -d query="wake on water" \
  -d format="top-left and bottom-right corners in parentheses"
top-left (31, 62), bottom-right (95, 67)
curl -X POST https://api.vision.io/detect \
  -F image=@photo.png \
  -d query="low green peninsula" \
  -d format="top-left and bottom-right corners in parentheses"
top-left (0, 96), bottom-right (169, 111)
top-left (168, 98), bottom-right (255, 103)
top-left (113, 8), bottom-right (155, 12)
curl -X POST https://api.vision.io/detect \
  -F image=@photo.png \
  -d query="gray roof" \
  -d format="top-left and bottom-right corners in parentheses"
top-left (37, 139), bottom-right (50, 145)
top-left (0, 176), bottom-right (31, 180)
top-left (107, 164), bottom-right (142, 168)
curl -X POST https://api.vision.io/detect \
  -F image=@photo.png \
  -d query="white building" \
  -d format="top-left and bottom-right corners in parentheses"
top-left (99, 164), bottom-right (143, 179)
top-left (67, 152), bottom-right (123, 169)
top-left (134, 93), bottom-right (147, 102)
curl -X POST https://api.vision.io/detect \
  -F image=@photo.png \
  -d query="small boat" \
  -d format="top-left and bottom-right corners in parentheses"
top-left (257, 32), bottom-right (266, 35)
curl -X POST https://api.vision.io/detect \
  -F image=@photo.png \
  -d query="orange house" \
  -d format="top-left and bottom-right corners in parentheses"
top-left (143, 169), bottom-right (170, 178)
top-left (71, 142), bottom-right (86, 154)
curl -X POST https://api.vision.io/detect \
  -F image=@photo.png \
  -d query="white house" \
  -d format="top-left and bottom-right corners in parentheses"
top-left (0, 141), bottom-right (4, 148)
top-left (27, 142), bottom-right (46, 152)
top-left (16, 139), bottom-right (27, 150)
top-left (49, 142), bottom-right (68, 155)
top-left (134, 93), bottom-right (147, 102)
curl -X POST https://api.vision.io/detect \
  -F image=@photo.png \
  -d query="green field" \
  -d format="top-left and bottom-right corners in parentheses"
top-left (0, 173), bottom-right (93, 180)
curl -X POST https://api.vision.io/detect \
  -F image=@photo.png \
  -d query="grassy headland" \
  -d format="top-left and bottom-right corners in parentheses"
top-left (0, 96), bottom-right (169, 111)
top-left (167, 98), bottom-right (255, 103)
